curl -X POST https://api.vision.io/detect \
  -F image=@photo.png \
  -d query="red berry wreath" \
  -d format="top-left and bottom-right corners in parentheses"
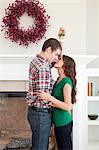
top-left (1, 0), bottom-right (50, 46)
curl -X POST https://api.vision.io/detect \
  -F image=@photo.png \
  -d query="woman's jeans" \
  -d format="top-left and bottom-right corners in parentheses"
top-left (27, 106), bottom-right (51, 150)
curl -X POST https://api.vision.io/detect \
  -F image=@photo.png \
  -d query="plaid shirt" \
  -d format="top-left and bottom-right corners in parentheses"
top-left (26, 55), bottom-right (53, 108)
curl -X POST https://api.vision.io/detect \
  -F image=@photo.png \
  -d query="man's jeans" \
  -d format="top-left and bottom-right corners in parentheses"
top-left (27, 106), bottom-right (51, 150)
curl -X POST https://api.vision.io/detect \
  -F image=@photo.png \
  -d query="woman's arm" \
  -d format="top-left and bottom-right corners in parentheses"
top-left (38, 83), bottom-right (73, 112)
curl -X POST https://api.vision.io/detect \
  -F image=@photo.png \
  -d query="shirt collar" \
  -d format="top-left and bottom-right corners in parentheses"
top-left (36, 54), bottom-right (51, 67)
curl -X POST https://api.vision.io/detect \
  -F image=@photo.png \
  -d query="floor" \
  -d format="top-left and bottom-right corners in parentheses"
top-left (88, 141), bottom-right (99, 150)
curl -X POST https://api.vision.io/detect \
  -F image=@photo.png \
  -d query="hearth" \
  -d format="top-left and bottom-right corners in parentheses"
top-left (3, 137), bottom-right (32, 150)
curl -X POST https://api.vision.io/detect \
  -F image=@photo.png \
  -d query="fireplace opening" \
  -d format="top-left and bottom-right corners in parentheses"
top-left (0, 92), bottom-right (32, 149)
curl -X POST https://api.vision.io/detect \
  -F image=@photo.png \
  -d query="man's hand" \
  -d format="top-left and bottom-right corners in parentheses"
top-left (26, 99), bottom-right (34, 106)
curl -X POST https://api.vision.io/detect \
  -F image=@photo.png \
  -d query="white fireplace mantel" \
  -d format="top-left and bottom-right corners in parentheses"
top-left (0, 54), bottom-right (97, 80)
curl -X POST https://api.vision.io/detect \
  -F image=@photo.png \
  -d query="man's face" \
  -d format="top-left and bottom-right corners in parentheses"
top-left (54, 56), bottom-right (64, 68)
top-left (48, 48), bottom-right (62, 63)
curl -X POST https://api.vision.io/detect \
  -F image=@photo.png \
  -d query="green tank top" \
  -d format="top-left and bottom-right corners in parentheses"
top-left (52, 77), bottom-right (73, 127)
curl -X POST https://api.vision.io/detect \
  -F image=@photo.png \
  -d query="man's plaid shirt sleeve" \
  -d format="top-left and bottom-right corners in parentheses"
top-left (36, 66), bottom-right (52, 94)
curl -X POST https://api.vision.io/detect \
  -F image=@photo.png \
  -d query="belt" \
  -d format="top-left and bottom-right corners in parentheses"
top-left (29, 106), bottom-right (52, 114)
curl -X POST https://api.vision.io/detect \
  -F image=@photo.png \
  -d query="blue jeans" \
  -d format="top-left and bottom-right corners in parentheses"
top-left (27, 107), bottom-right (51, 150)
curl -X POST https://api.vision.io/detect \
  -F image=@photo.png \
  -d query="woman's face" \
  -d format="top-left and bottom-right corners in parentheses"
top-left (54, 56), bottom-right (64, 68)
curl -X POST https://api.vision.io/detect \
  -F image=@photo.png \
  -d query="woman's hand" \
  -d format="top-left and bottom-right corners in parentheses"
top-left (37, 90), bottom-right (52, 101)
top-left (51, 103), bottom-right (57, 107)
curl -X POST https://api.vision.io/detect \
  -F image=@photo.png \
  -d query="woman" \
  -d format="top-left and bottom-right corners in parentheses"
top-left (38, 55), bottom-right (77, 150)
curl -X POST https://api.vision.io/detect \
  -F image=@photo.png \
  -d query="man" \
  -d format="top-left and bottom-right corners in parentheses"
top-left (26, 38), bottom-right (62, 150)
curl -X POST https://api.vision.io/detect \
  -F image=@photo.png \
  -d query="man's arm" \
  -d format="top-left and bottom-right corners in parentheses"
top-left (36, 66), bottom-right (52, 102)
top-left (26, 62), bottom-right (35, 105)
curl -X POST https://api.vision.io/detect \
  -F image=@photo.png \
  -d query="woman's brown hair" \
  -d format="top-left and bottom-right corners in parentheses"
top-left (63, 55), bottom-right (77, 104)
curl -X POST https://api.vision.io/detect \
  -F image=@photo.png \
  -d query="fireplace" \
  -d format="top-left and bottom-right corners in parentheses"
top-left (0, 91), bottom-right (32, 149)
top-left (0, 80), bottom-right (55, 150)
top-left (0, 91), bottom-right (31, 136)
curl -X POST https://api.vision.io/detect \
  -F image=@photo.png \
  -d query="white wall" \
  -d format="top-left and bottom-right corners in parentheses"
top-left (98, 1), bottom-right (99, 54)
top-left (87, 0), bottom-right (99, 69)
top-left (87, 57), bottom-right (99, 68)
top-left (0, 0), bottom-right (87, 55)
top-left (86, 0), bottom-right (98, 54)
top-left (0, 0), bottom-right (99, 55)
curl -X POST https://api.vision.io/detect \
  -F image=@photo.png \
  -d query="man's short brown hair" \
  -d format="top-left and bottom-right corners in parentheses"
top-left (42, 38), bottom-right (62, 52)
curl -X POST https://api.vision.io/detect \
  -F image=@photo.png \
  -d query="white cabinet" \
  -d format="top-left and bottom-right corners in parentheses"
top-left (87, 68), bottom-right (99, 150)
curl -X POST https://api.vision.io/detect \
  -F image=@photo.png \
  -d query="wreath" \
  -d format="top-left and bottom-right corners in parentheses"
top-left (1, 0), bottom-right (50, 46)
